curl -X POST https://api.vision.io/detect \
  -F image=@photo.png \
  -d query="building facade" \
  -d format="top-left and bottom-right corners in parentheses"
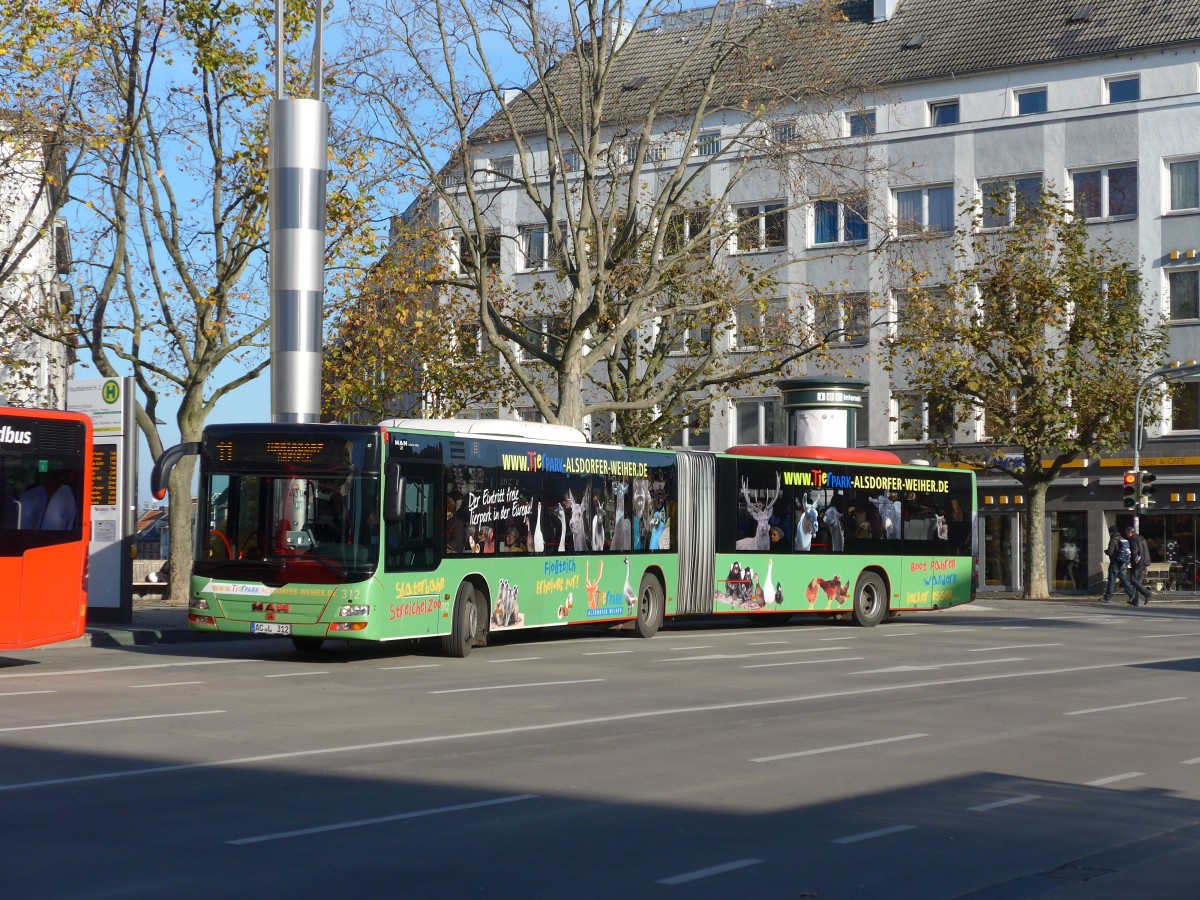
top-left (403, 0), bottom-right (1200, 594)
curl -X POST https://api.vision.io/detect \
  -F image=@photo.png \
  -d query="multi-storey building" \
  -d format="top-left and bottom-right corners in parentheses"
top-left (399, 0), bottom-right (1200, 593)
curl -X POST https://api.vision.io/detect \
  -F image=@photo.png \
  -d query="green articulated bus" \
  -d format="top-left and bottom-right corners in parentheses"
top-left (151, 419), bottom-right (976, 656)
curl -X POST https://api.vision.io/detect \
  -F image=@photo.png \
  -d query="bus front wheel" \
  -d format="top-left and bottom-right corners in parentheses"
top-left (632, 573), bottom-right (663, 639)
top-left (442, 584), bottom-right (478, 658)
top-left (851, 571), bottom-right (888, 628)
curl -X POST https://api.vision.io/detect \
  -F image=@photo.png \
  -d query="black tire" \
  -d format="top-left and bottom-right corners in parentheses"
top-left (441, 583), bottom-right (478, 658)
top-left (632, 573), bottom-right (664, 638)
top-left (851, 571), bottom-right (888, 628)
top-left (291, 636), bottom-right (325, 652)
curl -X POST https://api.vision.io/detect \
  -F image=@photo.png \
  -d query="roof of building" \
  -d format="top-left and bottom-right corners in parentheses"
top-left (481, 0), bottom-right (1200, 139)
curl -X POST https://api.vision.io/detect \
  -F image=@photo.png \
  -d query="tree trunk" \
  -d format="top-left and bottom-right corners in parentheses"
top-left (1024, 481), bottom-right (1050, 599)
top-left (166, 455), bottom-right (196, 605)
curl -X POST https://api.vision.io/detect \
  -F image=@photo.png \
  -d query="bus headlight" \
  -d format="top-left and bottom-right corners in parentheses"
top-left (338, 604), bottom-right (369, 617)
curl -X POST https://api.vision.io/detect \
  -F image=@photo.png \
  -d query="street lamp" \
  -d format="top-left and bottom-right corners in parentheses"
top-left (1131, 360), bottom-right (1200, 532)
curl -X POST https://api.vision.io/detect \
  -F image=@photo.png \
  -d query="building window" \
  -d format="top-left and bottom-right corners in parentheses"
top-left (1015, 87), bottom-right (1048, 115)
top-left (735, 398), bottom-right (785, 445)
top-left (520, 225), bottom-right (549, 270)
top-left (735, 202), bottom-right (787, 252)
top-left (734, 299), bottom-right (788, 349)
top-left (893, 392), bottom-right (954, 442)
top-left (814, 292), bottom-right (869, 346)
top-left (516, 316), bottom-right (567, 362)
top-left (1171, 382), bottom-right (1200, 431)
top-left (929, 99), bottom-right (959, 126)
top-left (895, 184), bottom-right (954, 236)
top-left (1169, 159), bottom-right (1200, 211)
top-left (847, 110), bottom-right (876, 137)
top-left (771, 122), bottom-right (797, 146)
top-left (458, 231), bottom-right (501, 271)
top-left (516, 407), bottom-right (546, 423)
top-left (812, 195), bottom-right (867, 245)
top-left (1106, 75), bottom-right (1140, 104)
top-left (1071, 165), bottom-right (1138, 220)
top-left (1169, 270), bottom-right (1200, 321)
top-left (491, 156), bottom-right (514, 179)
top-left (669, 408), bottom-right (710, 449)
top-left (894, 287), bottom-right (952, 339)
top-left (980, 176), bottom-right (1042, 228)
top-left (560, 149), bottom-right (581, 172)
top-left (695, 132), bottom-right (721, 156)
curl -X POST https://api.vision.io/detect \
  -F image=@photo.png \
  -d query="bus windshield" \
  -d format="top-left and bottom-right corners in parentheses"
top-left (195, 427), bottom-right (382, 584)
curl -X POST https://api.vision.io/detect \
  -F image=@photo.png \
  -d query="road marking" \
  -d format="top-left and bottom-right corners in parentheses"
top-left (831, 824), bottom-right (916, 844)
top-left (661, 648), bottom-right (840, 663)
top-left (0, 690), bottom-right (56, 698)
top-left (742, 656), bottom-right (863, 669)
top-left (819, 635), bottom-right (857, 641)
top-left (228, 794), bottom-right (538, 845)
top-left (7, 653), bottom-right (1200, 793)
top-left (1142, 631), bottom-right (1200, 639)
top-left (129, 682), bottom-right (204, 689)
top-left (1182, 757), bottom-right (1200, 765)
top-left (430, 678), bottom-right (604, 694)
top-left (0, 659), bottom-right (253, 680)
top-left (487, 657), bottom-right (542, 663)
top-left (881, 631), bottom-right (919, 637)
top-left (583, 650), bottom-right (633, 656)
top-left (998, 626), bottom-right (1030, 630)
top-left (851, 657), bottom-right (1027, 674)
top-left (747, 641), bottom-right (789, 646)
top-left (264, 671), bottom-right (328, 679)
top-left (970, 794), bottom-right (1040, 811)
top-left (665, 645), bottom-right (714, 651)
top-left (378, 664), bottom-right (442, 670)
top-left (656, 859), bottom-right (763, 885)
top-left (1064, 697), bottom-right (1186, 716)
top-left (966, 643), bottom-right (1063, 652)
top-left (1086, 772), bottom-right (1144, 786)
top-left (752, 733), bottom-right (928, 763)
top-left (0, 710), bottom-right (224, 733)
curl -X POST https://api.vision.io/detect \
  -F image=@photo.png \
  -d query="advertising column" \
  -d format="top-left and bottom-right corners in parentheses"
top-left (68, 377), bottom-right (136, 623)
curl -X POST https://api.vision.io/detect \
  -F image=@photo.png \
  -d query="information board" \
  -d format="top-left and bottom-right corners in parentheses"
top-left (91, 444), bottom-right (118, 508)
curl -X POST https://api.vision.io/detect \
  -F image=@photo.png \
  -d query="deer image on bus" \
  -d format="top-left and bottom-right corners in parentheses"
top-left (0, 405), bottom-right (92, 650)
top-left (152, 419), bottom-right (976, 656)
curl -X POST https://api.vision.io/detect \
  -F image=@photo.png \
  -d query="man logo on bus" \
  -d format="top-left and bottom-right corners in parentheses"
top-left (0, 426), bottom-right (33, 445)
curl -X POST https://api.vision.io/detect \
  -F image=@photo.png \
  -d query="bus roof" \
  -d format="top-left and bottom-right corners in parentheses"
top-left (726, 445), bottom-right (905, 465)
top-left (381, 418), bottom-right (591, 445)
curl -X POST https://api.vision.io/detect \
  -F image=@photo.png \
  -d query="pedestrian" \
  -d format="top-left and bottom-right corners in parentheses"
top-left (1125, 526), bottom-right (1153, 606)
top-left (1101, 524), bottom-right (1136, 604)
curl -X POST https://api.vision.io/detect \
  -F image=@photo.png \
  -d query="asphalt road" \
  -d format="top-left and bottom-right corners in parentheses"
top-left (3, 598), bottom-right (1200, 899)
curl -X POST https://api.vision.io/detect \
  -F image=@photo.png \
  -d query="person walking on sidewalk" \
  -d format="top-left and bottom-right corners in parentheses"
top-left (1102, 525), bottom-right (1137, 604)
top-left (1125, 526), bottom-right (1154, 607)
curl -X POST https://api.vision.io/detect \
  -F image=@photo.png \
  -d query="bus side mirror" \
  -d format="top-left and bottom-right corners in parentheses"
top-left (150, 442), bottom-right (201, 500)
top-left (383, 461), bottom-right (405, 525)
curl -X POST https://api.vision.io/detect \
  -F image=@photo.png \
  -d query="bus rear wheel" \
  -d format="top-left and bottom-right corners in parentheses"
top-left (632, 573), bottom-right (663, 638)
top-left (851, 571), bottom-right (888, 628)
top-left (441, 583), bottom-right (478, 658)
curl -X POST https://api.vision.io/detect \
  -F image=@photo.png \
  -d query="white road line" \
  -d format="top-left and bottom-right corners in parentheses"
top-left (851, 657), bottom-right (1027, 674)
top-left (378, 664), bottom-right (442, 670)
top-left (1142, 631), bottom-right (1200, 639)
top-left (430, 678), bottom-right (604, 694)
top-left (998, 626), bottom-right (1030, 630)
top-left (819, 635), bottom-right (857, 641)
top-left (129, 682), bottom-right (204, 689)
top-left (0, 710), bottom-right (224, 733)
top-left (747, 641), bottom-right (789, 646)
top-left (665, 646), bottom-right (714, 651)
top-left (228, 794), bottom-right (538, 845)
top-left (0, 690), bottom-right (56, 698)
top-left (966, 643), bottom-right (1063, 652)
top-left (264, 671), bottom-right (328, 679)
top-left (1086, 773), bottom-right (1144, 786)
top-left (752, 733), bottom-right (928, 763)
top-left (6, 653), bottom-right (1200, 794)
top-left (970, 794), bottom-right (1041, 811)
top-left (1064, 697), bottom-right (1186, 716)
top-left (583, 650), bottom-right (633, 656)
top-left (0, 659), bottom-right (254, 680)
top-left (881, 631), bottom-right (919, 637)
top-left (661, 648), bottom-right (841, 663)
top-left (831, 824), bottom-right (916, 844)
top-left (742, 656), bottom-right (863, 669)
top-left (1182, 757), bottom-right (1200, 765)
top-left (487, 657), bottom-right (543, 663)
top-left (656, 859), bottom-right (763, 885)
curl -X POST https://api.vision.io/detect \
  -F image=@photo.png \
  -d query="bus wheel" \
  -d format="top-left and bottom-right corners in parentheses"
top-left (851, 571), bottom-right (888, 628)
top-left (291, 636), bottom-right (325, 652)
top-left (441, 584), bottom-right (478, 658)
top-left (632, 574), bottom-right (663, 638)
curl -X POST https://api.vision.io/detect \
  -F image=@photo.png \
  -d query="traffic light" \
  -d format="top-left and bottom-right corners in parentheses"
top-left (1123, 471), bottom-right (1138, 508)
top-left (1138, 470), bottom-right (1157, 507)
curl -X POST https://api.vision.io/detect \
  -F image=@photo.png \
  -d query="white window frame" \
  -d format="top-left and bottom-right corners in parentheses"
top-left (490, 156), bottom-right (514, 179)
top-left (669, 408), bottom-right (711, 449)
top-left (734, 398), bottom-right (785, 445)
top-left (1168, 157), bottom-right (1200, 213)
top-left (519, 225), bottom-right (550, 270)
top-left (733, 298), bottom-right (788, 350)
top-left (810, 195), bottom-right (868, 246)
top-left (1070, 164), bottom-right (1138, 220)
top-left (1168, 268), bottom-right (1200, 322)
top-left (894, 184), bottom-right (955, 236)
top-left (695, 132), bottom-right (721, 157)
top-left (734, 202), bottom-right (788, 253)
top-left (847, 109), bottom-right (876, 137)
top-left (813, 292), bottom-right (869, 346)
top-left (979, 175), bottom-right (1043, 229)
top-left (1105, 74), bottom-right (1141, 104)
top-left (892, 391), bottom-right (955, 443)
top-left (929, 98), bottom-right (960, 127)
top-left (1013, 86), bottom-right (1048, 116)
top-left (1169, 381), bottom-right (1200, 433)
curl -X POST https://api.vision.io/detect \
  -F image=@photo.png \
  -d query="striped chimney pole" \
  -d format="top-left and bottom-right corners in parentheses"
top-left (269, 2), bottom-right (327, 423)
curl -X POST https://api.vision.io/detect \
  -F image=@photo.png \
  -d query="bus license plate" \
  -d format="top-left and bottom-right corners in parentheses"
top-left (251, 622), bottom-right (291, 636)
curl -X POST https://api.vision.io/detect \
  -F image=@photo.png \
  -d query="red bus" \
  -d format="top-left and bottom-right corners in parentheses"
top-left (0, 405), bottom-right (92, 650)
